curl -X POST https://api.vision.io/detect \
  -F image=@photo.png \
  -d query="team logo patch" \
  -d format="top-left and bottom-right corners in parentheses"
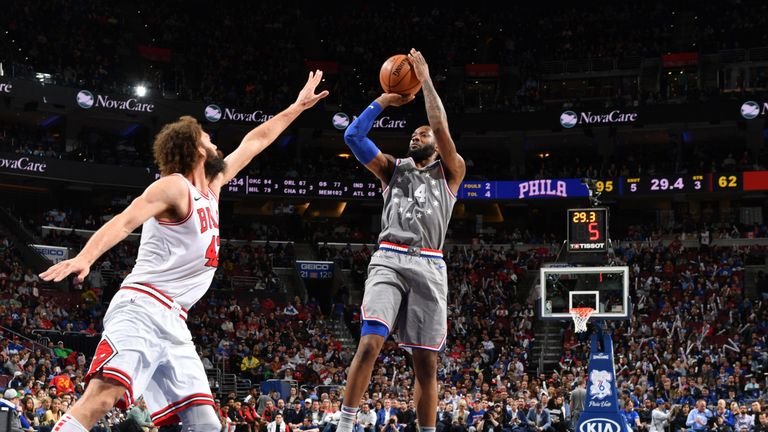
top-left (88, 336), bottom-right (117, 376)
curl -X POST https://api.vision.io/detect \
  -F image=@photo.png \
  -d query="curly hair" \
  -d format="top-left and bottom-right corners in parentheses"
top-left (153, 116), bottom-right (203, 176)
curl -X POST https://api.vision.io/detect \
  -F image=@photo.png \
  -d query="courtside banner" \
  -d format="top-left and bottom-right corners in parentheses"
top-left (0, 152), bottom-right (153, 188)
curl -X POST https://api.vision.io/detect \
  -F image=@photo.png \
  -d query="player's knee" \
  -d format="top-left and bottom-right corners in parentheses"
top-left (412, 350), bottom-right (438, 381)
top-left (356, 336), bottom-right (384, 362)
top-left (181, 420), bottom-right (221, 432)
top-left (179, 404), bottom-right (222, 432)
top-left (79, 379), bottom-right (125, 417)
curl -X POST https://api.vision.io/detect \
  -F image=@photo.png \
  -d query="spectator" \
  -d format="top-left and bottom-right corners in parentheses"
top-left (268, 413), bottom-right (290, 432)
top-left (285, 400), bottom-right (306, 430)
top-left (621, 400), bottom-right (642, 432)
top-left (0, 388), bottom-right (31, 431)
top-left (436, 402), bottom-right (453, 432)
top-left (376, 399), bottom-right (398, 432)
top-left (686, 400), bottom-right (713, 432)
top-left (127, 398), bottom-right (157, 432)
top-left (755, 413), bottom-right (768, 432)
top-left (734, 405), bottom-right (755, 432)
top-left (526, 402), bottom-right (553, 432)
top-left (650, 400), bottom-right (671, 432)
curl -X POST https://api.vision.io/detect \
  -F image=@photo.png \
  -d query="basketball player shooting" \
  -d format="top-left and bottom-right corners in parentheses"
top-left (38, 71), bottom-right (328, 432)
top-left (336, 49), bottom-right (466, 432)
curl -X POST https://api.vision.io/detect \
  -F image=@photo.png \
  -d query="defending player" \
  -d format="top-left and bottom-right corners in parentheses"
top-left (336, 49), bottom-right (466, 432)
top-left (39, 71), bottom-right (328, 432)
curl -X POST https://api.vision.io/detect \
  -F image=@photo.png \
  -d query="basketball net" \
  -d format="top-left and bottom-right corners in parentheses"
top-left (569, 307), bottom-right (594, 333)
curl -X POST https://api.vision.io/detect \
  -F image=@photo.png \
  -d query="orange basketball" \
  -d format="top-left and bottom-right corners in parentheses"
top-left (379, 54), bottom-right (422, 96)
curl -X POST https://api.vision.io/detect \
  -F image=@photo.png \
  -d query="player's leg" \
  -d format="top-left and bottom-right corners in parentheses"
top-left (338, 253), bottom-right (406, 432)
top-left (52, 377), bottom-right (127, 431)
top-left (412, 349), bottom-right (439, 429)
top-left (54, 292), bottom-right (166, 432)
top-left (398, 256), bottom-right (448, 432)
top-left (342, 332), bottom-right (387, 402)
top-left (144, 340), bottom-right (216, 430)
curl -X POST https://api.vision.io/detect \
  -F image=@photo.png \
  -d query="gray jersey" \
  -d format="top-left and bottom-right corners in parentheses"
top-left (378, 158), bottom-right (456, 250)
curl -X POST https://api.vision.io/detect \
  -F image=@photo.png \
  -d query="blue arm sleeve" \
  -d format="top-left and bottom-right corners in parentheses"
top-left (343, 101), bottom-right (383, 165)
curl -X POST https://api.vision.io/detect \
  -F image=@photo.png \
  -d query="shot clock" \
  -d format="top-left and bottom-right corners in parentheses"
top-left (567, 208), bottom-right (608, 253)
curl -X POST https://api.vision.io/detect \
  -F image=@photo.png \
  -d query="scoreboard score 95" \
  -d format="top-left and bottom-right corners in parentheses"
top-left (567, 208), bottom-right (608, 253)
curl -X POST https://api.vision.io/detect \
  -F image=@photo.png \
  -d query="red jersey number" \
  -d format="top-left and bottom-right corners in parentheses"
top-left (204, 235), bottom-right (220, 267)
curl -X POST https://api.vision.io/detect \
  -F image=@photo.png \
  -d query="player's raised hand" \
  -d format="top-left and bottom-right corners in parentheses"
top-left (293, 70), bottom-right (329, 110)
top-left (39, 256), bottom-right (91, 283)
top-left (408, 48), bottom-right (430, 83)
top-left (377, 93), bottom-right (416, 108)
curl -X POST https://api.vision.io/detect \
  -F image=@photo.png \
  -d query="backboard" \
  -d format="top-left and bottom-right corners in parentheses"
top-left (539, 266), bottom-right (630, 320)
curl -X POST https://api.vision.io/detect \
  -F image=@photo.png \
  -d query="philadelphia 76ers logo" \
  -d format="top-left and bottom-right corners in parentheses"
top-left (589, 370), bottom-right (613, 400)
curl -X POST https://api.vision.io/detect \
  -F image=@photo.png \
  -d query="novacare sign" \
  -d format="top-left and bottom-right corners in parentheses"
top-left (332, 112), bottom-right (407, 130)
top-left (0, 156), bottom-right (47, 173)
top-left (204, 104), bottom-right (274, 123)
top-left (76, 90), bottom-right (155, 113)
top-left (560, 110), bottom-right (638, 129)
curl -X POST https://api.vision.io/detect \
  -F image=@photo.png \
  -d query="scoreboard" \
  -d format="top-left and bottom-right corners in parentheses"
top-left (567, 208), bottom-right (608, 253)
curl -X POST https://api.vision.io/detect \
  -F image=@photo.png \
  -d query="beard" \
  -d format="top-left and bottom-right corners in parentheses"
top-left (204, 149), bottom-right (226, 178)
top-left (407, 143), bottom-right (437, 163)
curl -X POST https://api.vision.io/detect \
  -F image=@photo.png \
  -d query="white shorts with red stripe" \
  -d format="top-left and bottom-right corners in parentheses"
top-left (86, 284), bottom-right (214, 426)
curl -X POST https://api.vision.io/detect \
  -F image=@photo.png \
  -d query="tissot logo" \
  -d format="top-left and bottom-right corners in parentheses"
top-left (76, 90), bottom-right (155, 112)
top-left (204, 105), bottom-right (274, 123)
top-left (579, 419), bottom-right (621, 432)
top-left (740, 101), bottom-right (763, 119)
top-left (560, 110), bottom-right (638, 128)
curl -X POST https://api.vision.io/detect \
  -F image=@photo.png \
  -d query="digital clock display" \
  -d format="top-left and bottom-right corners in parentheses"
top-left (567, 208), bottom-right (608, 253)
top-left (623, 175), bottom-right (705, 194)
top-left (225, 176), bottom-right (381, 199)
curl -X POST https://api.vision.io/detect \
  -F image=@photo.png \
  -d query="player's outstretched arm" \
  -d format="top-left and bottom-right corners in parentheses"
top-left (408, 48), bottom-right (466, 193)
top-left (39, 176), bottom-right (188, 283)
top-left (215, 70), bottom-right (329, 186)
top-left (343, 93), bottom-right (414, 186)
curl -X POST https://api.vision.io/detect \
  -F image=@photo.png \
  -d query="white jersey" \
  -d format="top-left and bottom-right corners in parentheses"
top-left (122, 174), bottom-right (220, 310)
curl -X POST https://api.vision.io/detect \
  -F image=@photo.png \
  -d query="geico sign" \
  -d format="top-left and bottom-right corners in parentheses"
top-left (300, 263), bottom-right (331, 271)
top-left (0, 156), bottom-right (47, 173)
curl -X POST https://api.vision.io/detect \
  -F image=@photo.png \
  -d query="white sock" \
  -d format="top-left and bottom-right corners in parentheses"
top-left (338, 405), bottom-right (358, 432)
top-left (421, 427), bottom-right (436, 432)
top-left (52, 413), bottom-right (89, 432)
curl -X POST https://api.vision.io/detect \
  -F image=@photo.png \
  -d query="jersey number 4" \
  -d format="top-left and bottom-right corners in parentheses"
top-left (204, 235), bottom-right (220, 267)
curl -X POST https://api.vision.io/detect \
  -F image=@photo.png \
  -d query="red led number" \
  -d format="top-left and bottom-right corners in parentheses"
top-left (588, 222), bottom-right (600, 240)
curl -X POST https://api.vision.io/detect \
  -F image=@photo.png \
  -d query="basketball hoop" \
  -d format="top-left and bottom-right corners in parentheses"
top-left (569, 307), bottom-right (594, 333)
